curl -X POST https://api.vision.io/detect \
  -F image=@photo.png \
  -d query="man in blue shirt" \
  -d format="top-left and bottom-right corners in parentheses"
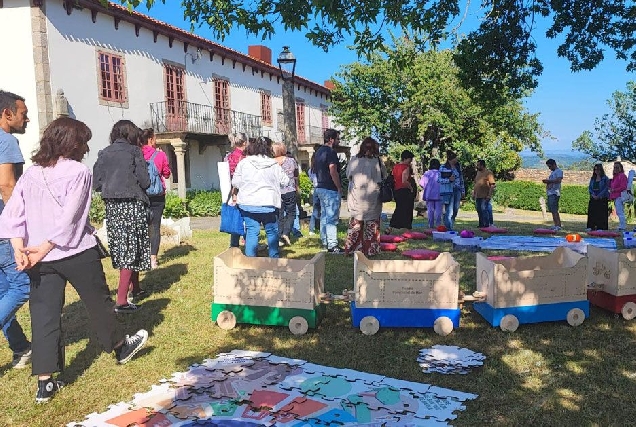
top-left (314, 129), bottom-right (343, 253)
top-left (0, 90), bottom-right (32, 369)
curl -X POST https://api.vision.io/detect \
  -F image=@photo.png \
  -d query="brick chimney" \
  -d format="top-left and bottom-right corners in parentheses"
top-left (248, 45), bottom-right (272, 64)
top-left (324, 80), bottom-right (335, 90)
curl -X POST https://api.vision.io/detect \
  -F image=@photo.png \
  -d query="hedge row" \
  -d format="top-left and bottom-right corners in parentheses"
top-left (492, 181), bottom-right (591, 215)
top-left (90, 190), bottom-right (221, 223)
top-left (90, 178), bottom-right (313, 224)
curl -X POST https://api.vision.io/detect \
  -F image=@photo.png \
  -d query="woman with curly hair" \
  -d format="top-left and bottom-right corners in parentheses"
top-left (0, 117), bottom-right (147, 402)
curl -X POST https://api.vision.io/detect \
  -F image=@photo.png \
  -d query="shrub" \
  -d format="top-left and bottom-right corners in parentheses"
top-left (187, 190), bottom-right (222, 216)
top-left (163, 192), bottom-right (189, 219)
top-left (89, 192), bottom-right (105, 224)
top-left (492, 181), bottom-right (590, 215)
top-left (298, 172), bottom-right (313, 204)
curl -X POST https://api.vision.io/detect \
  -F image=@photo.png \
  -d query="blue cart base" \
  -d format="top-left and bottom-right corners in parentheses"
top-left (473, 300), bottom-right (590, 327)
top-left (350, 302), bottom-right (461, 329)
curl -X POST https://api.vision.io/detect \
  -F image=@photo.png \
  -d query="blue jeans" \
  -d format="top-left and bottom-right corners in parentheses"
top-left (0, 239), bottom-right (31, 353)
top-left (315, 188), bottom-right (340, 249)
top-left (229, 233), bottom-right (241, 248)
top-left (475, 198), bottom-right (492, 227)
top-left (309, 192), bottom-right (321, 233)
top-left (443, 192), bottom-right (457, 230)
top-left (451, 188), bottom-right (462, 221)
top-left (293, 204), bottom-right (302, 235)
top-left (243, 211), bottom-right (280, 258)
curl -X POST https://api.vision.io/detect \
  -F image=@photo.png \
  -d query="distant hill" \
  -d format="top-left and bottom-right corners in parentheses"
top-left (520, 150), bottom-right (592, 169)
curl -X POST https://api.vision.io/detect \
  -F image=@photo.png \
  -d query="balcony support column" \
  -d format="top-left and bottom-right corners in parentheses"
top-left (172, 140), bottom-right (188, 199)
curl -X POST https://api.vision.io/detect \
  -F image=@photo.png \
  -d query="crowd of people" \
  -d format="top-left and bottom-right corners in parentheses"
top-left (2, 87), bottom-right (634, 405)
top-left (0, 90), bottom-right (164, 403)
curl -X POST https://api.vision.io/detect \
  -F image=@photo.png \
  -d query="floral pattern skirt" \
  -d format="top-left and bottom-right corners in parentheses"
top-left (104, 198), bottom-right (151, 271)
top-left (344, 218), bottom-right (381, 256)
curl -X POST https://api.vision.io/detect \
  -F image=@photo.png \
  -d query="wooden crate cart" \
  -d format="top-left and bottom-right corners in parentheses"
top-left (473, 246), bottom-right (589, 331)
top-left (587, 245), bottom-right (636, 320)
top-left (211, 248), bottom-right (326, 335)
top-left (351, 251), bottom-right (461, 336)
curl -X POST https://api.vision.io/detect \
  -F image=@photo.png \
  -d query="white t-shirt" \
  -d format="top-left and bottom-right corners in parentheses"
top-left (546, 168), bottom-right (563, 196)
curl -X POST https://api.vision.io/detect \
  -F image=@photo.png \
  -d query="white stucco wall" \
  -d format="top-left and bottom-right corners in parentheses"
top-left (44, 0), bottom-right (333, 190)
top-left (0, 1), bottom-right (41, 162)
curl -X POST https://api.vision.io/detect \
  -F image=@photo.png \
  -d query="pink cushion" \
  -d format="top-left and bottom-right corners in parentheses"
top-left (380, 242), bottom-right (398, 251)
top-left (479, 226), bottom-right (508, 234)
top-left (380, 235), bottom-right (406, 243)
top-left (401, 231), bottom-right (428, 240)
top-left (587, 230), bottom-right (621, 237)
top-left (402, 249), bottom-right (440, 260)
top-left (534, 228), bottom-right (557, 235)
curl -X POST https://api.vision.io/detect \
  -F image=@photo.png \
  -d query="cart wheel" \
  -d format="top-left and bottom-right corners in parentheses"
top-left (621, 302), bottom-right (636, 320)
top-left (566, 308), bottom-right (585, 326)
top-left (216, 310), bottom-right (237, 330)
top-left (289, 316), bottom-right (309, 335)
top-left (500, 314), bottom-right (519, 332)
top-left (433, 316), bottom-right (454, 336)
top-left (360, 316), bottom-right (380, 336)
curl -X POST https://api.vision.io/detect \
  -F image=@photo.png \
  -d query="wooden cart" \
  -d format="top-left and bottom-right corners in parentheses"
top-left (587, 245), bottom-right (636, 320)
top-left (473, 246), bottom-right (589, 331)
top-left (350, 251), bottom-right (461, 336)
top-left (211, 248), bottom-right (326, 335)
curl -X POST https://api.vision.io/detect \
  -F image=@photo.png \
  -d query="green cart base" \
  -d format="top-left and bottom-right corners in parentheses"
top-left (211, 303), bottom-right (326, 334)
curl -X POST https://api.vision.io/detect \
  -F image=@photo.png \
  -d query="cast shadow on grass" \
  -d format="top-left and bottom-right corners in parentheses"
top-left (140, 263), bottom-right (189, 295)
top-left (55, 297), bottom-right (169, 386)
top-left (160, 244), bottom-right (196, 263)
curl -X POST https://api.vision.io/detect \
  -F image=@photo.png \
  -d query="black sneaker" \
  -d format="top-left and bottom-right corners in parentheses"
top-left (115, 329), bottom-right (148, 364)
top-left (327, 246), bottom-right (345, 254)
top-left (114, 302), bottom-right (140, 313)
top-left (130, 290), bottom-right (148, 302)
top-left (11, 348), bottom-right (32, 369)
top-left (36, 377), bottom-right (64, 403)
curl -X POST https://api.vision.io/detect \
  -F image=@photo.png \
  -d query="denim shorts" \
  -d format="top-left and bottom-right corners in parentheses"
top-left (547, 194), bottom-right (559, 213)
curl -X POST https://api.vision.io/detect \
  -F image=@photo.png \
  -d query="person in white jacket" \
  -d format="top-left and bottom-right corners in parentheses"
top-left (232, 137), bottom-right (290, 257)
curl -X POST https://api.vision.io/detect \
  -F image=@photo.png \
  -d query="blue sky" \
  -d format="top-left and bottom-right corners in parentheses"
top-left (139, 3), bottom-right (633, 153)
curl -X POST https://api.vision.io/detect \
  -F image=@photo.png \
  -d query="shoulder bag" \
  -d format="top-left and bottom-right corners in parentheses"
top-left (219, 189), bottom-right (245, 236)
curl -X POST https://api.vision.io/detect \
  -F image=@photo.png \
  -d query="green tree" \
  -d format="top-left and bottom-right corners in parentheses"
top-left (114, 0), bottom-right (636, 98)
top-left (572, 81), bottom-right (636, 162)
top-left (329, 40), bottom-right (543, 177)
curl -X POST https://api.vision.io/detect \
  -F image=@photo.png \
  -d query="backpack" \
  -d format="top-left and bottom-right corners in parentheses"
top-left (146, 151), bottom-right (164, 196)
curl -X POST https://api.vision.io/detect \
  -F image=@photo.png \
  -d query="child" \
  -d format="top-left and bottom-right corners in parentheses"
top-left (420, 159), bottom-right (442, 228)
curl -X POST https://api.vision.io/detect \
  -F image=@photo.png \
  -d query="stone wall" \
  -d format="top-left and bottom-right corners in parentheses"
top-left (513, 169), bottom-right (591, 186)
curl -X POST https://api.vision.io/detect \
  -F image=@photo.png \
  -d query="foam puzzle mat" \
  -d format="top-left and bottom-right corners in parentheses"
top-left (478, 235), bottom-right (617, 252)
top-left (69, 350), bottom-right (477, 426)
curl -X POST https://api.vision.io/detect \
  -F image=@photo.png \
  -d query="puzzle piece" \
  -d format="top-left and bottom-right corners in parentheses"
top-left (70, 352), bottom-right (476, 427)
top-left (417, 345), bottom-right (486, 375)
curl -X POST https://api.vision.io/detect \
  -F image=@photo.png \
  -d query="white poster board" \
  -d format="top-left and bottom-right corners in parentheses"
top-left (218, 162), bottom-right (231, 202)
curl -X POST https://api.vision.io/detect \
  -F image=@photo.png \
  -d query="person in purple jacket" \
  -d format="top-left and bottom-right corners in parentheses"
top-left (419, 158), bottom-right (442, 228)
top-left (0, 118), bottom-right (148, 403)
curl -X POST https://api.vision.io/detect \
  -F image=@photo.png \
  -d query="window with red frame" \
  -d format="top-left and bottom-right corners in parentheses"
top-left (321, 104), bottom-right (329, 130)
top-left (260, 91), bottom-right (272, 125)
top-left (214, 78), bottom-right (231, 134)
top-left (296, 100), bottom-right (306, 143)
top-left (98, 52), bottom-right (127, 102)
top-left (164, 64), bottom-right (186, 131)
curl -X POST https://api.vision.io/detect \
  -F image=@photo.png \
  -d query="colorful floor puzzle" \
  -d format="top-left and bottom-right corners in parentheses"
top-left (479, 235), bottom-right (616, 252)
top-left (417, 346), bottom-right (486, 375)
top-left (69, 350), bottom-right (477, 426)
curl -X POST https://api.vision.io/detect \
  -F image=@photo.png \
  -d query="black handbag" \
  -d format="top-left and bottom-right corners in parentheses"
top-left (94, 236), bottom-right (110, 258)
top-left (378, 159), bottom-right (394, 202)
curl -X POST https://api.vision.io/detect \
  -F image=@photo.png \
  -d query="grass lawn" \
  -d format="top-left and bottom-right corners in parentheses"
top-left (0, 211), bottom-right (635, 426)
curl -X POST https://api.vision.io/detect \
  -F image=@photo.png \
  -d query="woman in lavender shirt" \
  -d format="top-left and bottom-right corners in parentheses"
top-left (0, 118), bottom-right (148, 403)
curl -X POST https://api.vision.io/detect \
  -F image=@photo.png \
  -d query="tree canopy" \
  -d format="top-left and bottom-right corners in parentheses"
top-left (572, 81), bottom-right (636, 162)
top-left (329, 39), bottom-right (544, 177)
top-left (115, 0), bottom-right (636, 98)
